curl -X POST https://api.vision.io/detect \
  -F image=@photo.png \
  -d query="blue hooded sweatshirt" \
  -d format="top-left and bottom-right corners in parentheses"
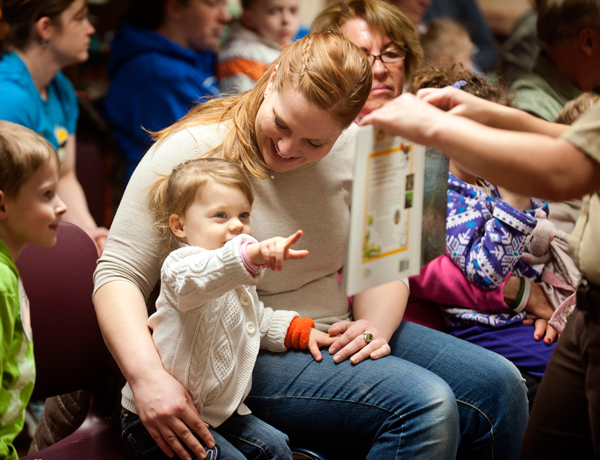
top-left (104, 24), bottom-right (220, 183)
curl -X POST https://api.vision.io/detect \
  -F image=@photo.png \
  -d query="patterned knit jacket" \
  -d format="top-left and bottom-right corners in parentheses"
top-left (446, 173), bottom-right (548, 290)
top-left (121, 234), bottom-right (298, 427)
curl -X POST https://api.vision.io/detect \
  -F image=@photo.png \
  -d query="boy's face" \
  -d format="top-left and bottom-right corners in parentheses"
top-left (243, 0), bottom-right (300, 45)
top-left (0, 160), bottom-right (67, 255)
top-left (170, 180), bottom-right (252, 250)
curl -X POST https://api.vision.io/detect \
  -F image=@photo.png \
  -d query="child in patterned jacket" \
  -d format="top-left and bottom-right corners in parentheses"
top-left (409, 66), bottom-right (558, 384)
top-left (119, 157), bottom-right (334, 460)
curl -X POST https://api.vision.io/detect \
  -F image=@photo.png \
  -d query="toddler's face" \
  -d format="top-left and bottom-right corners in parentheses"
top-left (244, 0), bottom-right (300, 45)
top-left (1, 160), bottom-right (66, 250)
top-left (173, 180), bottom-right (252, 250)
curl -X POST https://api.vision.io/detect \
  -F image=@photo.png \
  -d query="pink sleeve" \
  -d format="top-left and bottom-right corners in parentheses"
top-left (409, 255), bottom-right (510, 311)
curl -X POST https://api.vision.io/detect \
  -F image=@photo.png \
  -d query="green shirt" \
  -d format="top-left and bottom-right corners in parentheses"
top-left (0, 238), bottom-right (35, 460)
top-left (512, 53), bottom-right (581, 122)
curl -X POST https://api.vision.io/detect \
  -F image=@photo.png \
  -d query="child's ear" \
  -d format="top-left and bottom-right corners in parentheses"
top-left (169, 214), bottom-right (186, 239)
top-left (240, 10), bottom-right (255, 31)
top-left (0, 191), bottom-right (7, 220)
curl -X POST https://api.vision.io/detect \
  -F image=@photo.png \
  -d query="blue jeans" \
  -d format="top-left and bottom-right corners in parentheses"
top-left (246, 321), bottom-right (529, 460)
top-left (121, 409), bottom-right (293, 460)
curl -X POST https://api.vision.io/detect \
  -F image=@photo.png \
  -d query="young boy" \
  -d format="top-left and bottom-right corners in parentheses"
top-left (0, 121), bottom-right (67, 460)
top-left (217, 0), bottom-right (300, 94)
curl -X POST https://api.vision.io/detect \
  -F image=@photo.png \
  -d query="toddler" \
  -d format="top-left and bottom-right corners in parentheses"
top-left (0, 121), bottom-right (67, 459)
top-left (120, 157), bottom-right (333, 460)
top-left (218, 0), bottom-right (300, 94)
top-left (409, 66), bottom-right (558, 381)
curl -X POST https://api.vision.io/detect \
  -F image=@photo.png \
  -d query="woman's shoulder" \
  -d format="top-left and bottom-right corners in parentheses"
top-left (133, 121), bottom-right (229, 181)
top-left (155, 121), bottom-right (230, 153)
top-left (0, 54), bottom-right (35, 108)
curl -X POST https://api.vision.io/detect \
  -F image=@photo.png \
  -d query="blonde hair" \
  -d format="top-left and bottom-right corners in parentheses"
top-left (153, 32), bottom-right (372, 179)
top-left (0, 120), bottom-right (59, 197)
top-left (555, 92), bottom-right (600, 125)
top-left (149, 157), bottom-right (254, 254)
top-left (312, 0), bottom-right (423, 80)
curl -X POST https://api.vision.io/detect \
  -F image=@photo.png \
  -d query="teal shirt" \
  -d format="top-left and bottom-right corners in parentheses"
top-left (0, 239), bottom-right (35, 460)
top-left (0, 52), bottom-right (79, 163)
top-left (512, 53), bottom-right (581, 122)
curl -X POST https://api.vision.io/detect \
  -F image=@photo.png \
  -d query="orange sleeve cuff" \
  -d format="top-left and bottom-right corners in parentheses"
top-left (284, 317), bottom-right (315, 349)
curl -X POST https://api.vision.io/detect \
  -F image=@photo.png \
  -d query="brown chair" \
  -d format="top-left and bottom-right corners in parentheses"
top-left (16, 222), bottom-right (128, 460)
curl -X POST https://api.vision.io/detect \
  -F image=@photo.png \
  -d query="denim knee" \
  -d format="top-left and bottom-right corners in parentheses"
top-left (416, 378), bottom-right (460, 448)
top-left (216, 413), bottom-right (292, 460)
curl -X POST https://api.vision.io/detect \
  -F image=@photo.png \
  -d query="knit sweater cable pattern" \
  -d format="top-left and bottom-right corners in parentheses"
top-left (121, 235), bottom-right (298, 427)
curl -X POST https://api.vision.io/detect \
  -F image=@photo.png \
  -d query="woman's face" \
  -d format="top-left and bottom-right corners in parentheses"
top-left (48, 0), bottom-right (95, 67)
top-left (255, 73), bottom-right (344, 173)
top-left (178, 0), bottom-right (231, 52)
top-left (340, 18), bottom-right (405, 116)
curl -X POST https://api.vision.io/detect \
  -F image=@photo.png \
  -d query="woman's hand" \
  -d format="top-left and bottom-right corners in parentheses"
top-left (528, 317), bottom-right (558, 344)
top-left (416, 87), bottom-right (504, 126)
top-left (358, 93), bottom-right (445, 145)
top-left (508, 279), bottom-right (557, 344)
top-left (247, 230), bottom-right (309, 271)
top-left (524, 281), bottom-right (554, 321)
top-left (307, 328), bottom-right (337, 362)
top-left (327, 319), bottom-right (391, 365)
top-left (133, 370), bottom-right (215, 460)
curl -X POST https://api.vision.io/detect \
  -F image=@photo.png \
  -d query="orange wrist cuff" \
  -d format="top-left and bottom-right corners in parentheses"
top-left (284, 317), bottom-right (315, 349)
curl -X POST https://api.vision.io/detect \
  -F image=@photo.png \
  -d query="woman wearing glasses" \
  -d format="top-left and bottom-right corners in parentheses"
top-left (313, 0), bottom-right (422, 120)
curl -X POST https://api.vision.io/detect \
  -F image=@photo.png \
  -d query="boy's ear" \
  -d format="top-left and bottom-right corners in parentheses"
top-left (165, 0), bottom-right (185, 22)
top-left (0, 191), bottom-right (7, 220)
top-left (169, 214), bottom-right (186, 239)
top-left (240, 10), bottom-right (255, 30)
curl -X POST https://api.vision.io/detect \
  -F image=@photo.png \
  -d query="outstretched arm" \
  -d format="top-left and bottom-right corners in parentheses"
top-left (246, 230), bottom-right (309, 271)
top-left (359, 91), bottom-right (600, 200)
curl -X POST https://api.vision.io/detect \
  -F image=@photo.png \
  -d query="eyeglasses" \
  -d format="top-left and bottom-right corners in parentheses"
top-left (366, 47), bottom-right (408, 66)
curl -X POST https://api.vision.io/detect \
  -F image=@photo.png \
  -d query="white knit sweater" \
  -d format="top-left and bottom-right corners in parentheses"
top-left (121, 234), bottom-right (298, 427)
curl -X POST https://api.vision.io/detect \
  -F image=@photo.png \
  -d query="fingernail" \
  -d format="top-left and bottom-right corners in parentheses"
top-left (329, 347), bottom-right (336, 354)
top-left (334, 354), bottom-right (341, 363)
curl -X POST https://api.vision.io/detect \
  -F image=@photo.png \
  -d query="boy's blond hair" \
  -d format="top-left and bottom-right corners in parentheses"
top-left (554, 92), bottom-right (600, 125)
top-left (149, 157), bottom-right (254, 254)
top-left (0, 120), bottom-right (59, 198)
